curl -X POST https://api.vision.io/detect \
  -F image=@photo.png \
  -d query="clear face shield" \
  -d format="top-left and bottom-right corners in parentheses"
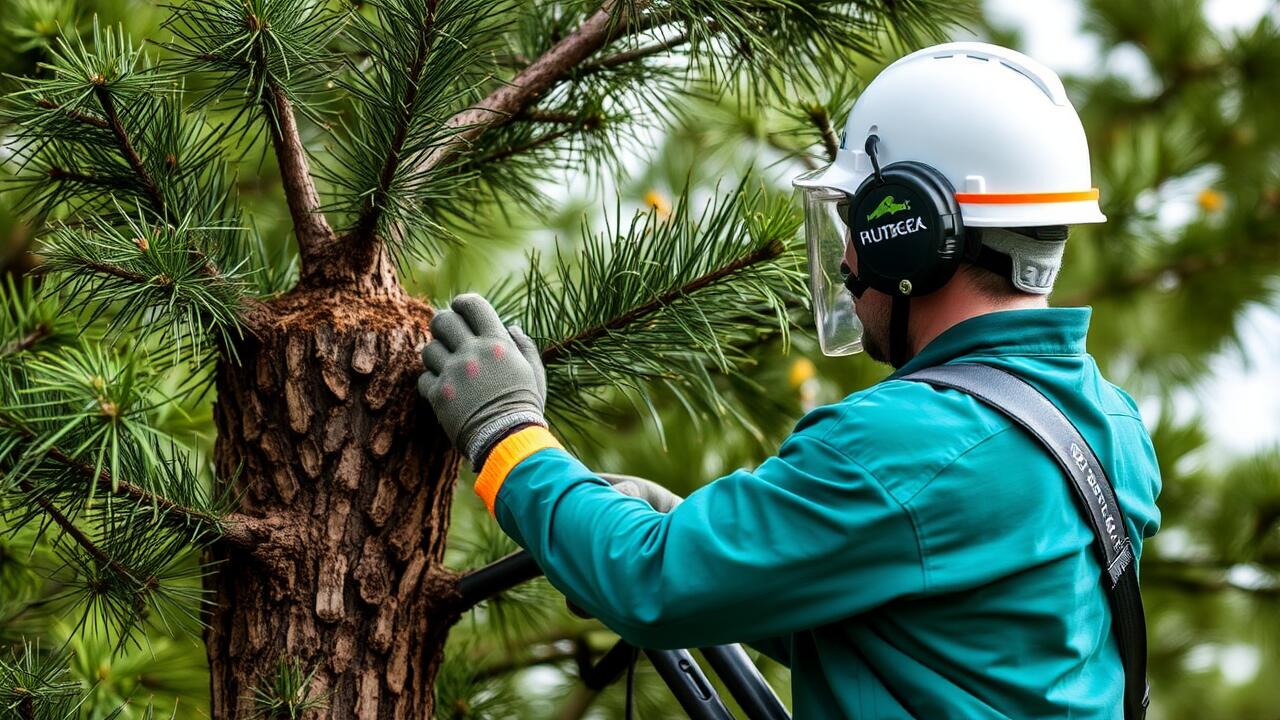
top-left (795, 176), bottom-right (863, 356)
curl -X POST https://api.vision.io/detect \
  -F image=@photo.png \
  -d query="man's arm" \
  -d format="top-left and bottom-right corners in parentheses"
top-left (415, 293), bottom-right (923, 651)
top-left (482, 424), bottom-right (925, 651)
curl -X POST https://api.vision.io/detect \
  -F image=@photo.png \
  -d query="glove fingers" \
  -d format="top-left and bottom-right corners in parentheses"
top-left (421, 340), bottom-right (450, 374)
top-left (597, 472), bottom-right (641, 486)
top-left (416, 370), bottom-right (438, 400)
top-left (597, 472), bottom-right (682, 512)
top-left (508, 325), bottom-right (546, 397)
top-left (451, 293), bottom-right (507, 336)
top-left (508, 325), bottom-right (538, 359)
top-left (429, 310), bottom-right (471, 351)
top-left (609, 479), bottom-right (642, 499)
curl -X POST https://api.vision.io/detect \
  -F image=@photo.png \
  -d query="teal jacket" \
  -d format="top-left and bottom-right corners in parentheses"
top-left (482, 308), bottom-right (1161, 718)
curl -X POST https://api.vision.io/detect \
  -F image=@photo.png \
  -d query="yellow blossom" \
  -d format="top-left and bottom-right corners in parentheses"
top-left (644, 189), bottom-right (672, 219)
top-left (1197, 188), bottom-right (1224, 212)
top-left (789, 358), bottom-right (816, 388)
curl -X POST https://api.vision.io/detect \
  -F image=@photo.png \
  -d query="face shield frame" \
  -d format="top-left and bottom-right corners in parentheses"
top-left (794, 171), bottom-right (863, 357)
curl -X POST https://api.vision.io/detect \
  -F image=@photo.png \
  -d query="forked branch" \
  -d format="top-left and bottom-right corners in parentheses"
top-left (351, 0), bottom-right (441, 244)
top-left (264, 82), bottom-right (338, 275)
top-left (416, 0), bottom-right (649, 175)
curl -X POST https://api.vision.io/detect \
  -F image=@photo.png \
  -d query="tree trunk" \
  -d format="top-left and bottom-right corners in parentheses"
top-left (208, 280), bottom-right (462, 719)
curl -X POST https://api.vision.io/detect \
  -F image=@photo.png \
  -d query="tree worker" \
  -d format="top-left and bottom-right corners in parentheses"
top-left (418, 42), bottom-right (1161, 718)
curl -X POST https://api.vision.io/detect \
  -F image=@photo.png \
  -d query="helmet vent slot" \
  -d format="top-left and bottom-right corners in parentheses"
top-left (1000, 60), bottom-right (1055, 102)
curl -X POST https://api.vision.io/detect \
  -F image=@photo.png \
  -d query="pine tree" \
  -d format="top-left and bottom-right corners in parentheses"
top-left (0, 1), bottom-right (974, 717)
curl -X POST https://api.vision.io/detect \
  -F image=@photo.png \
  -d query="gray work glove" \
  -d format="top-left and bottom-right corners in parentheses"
top-left (598, 472), bottom-right (683, 512)
top-left (417, 293), bottom-right (547, 468)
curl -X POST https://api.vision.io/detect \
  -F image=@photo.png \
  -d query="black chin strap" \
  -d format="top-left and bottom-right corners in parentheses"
top-left (842, 264), bottom-right (911, 367)
top-left (890, 295), bottom-right (911, 368)
top-left (841, 263), bottom-right (867, 299)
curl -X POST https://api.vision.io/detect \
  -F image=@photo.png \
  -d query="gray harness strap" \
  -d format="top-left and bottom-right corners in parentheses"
top-left (903, 363), bottom-right (1149, 719)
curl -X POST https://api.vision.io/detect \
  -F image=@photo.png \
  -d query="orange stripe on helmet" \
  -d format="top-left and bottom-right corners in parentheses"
top-left (955, 188), bottom-right (1100, 204)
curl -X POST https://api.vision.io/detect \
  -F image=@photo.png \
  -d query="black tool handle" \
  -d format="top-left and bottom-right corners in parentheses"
top-left (702, 644), bottom-right (791, 720)
top-left (458, 551), bottom-right (792, 719)
top-left (646, 648), bottom-right (735, 720)
top-left (455, 551), bottom-right (541, 608)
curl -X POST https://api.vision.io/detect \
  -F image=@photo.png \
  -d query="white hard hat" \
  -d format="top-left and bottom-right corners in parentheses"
top-left (795, 41), bottom-right (1104, 227)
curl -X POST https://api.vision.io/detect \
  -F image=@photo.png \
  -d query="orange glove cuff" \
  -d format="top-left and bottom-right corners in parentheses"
top-left (474, 426), bottom-right (563, 515)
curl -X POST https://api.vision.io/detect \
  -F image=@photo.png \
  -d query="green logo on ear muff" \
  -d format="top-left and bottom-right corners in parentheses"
top-left (866, 195), bottom-right (911, 222)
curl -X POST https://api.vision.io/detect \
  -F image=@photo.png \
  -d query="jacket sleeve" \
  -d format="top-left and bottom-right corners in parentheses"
top-left (745, 635), bottom-right (792, 667)
top-left (484, 425), bottom-right (926, 650)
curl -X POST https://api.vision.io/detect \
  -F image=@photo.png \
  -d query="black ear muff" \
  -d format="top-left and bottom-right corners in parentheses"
top-left (838, 135), bottom-right (970, 369)
top-left (842, 160), bottom-right (966, 298)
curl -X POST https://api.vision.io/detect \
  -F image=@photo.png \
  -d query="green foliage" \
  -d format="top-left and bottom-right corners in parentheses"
top-left (163, 0), bottom-right (344, 115)
top-left (40, 208), bottom-right (248, 356)
top-left (494, 181), bottom-right (806, 440)
top-left (322, 0), bottom-right (514, 260)
top-left (0, 275), bottom-right (76, 363)
top-left (3, 19), bottom-right (166, 218)
top-left (248, 657), bottom-right (330, 720)
top-left (0, 642), bottom-right (81, 720)
top-left (1, 0), bottom-right (83, 55)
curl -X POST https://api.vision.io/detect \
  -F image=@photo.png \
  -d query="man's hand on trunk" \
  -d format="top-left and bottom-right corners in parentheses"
top-left (417, 293), bottom-right (547, 469)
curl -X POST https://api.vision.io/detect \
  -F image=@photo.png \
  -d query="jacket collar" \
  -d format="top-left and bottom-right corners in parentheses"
top-left (889, 307), bottom-right (1092, 379)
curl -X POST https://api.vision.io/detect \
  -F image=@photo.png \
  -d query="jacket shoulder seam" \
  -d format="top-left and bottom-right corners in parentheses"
top-left (813, 381), bottom-right (904, 445)
top-left (899, 425), bottom-right (1017, 506)
top-left (895, 426), bottom-right (1018, 592)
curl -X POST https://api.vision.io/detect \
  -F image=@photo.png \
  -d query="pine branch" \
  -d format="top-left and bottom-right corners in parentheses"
top-left (578, 28), bottom-right (692, 73)
top-left (351, 0), bottom-right (441, 245)
top-left (807, 106), bottom-right (840, 164)
top-left (539, 238), bottom-right (786, 366)
top-left (74, 257), bottom-right (149, 284)
top-left (477, 124), bottom-right (585, 167)
top-left (264, 79), bottom-right (337, 270)
top-left (43, 164), bottom-right (131, 192)
top-left (40, 211), bottom-right (248, 354)
top-left (418, 0), bottom-right (648, 175)
top-left (16, 478), bottom-right (145, 585)
top-left (2, 415), bottom-right (257, 548)
top-left (163, 0), bottom-right (343, 276)
top-left (34, 98), bottom-right (108, 129)
top-left (1, 326), bottom-right (52, 358)
top-left (93, 85), bottom-right (165, 213)
top-left (515, 109), bottom-right (590, 124)
top-left (490, 181), bottom-right (806, 436)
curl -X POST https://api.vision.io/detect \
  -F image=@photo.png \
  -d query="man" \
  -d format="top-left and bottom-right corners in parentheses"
top-left (419, 42), bottom-right (1161, 718)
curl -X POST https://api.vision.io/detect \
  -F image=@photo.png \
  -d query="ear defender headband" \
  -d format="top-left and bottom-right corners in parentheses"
top-left (839, 134), bottom-right (972, 368)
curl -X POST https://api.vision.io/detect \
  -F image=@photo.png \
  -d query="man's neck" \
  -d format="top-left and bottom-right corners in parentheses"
top-left (909, 288), bottom-right (1049, 356)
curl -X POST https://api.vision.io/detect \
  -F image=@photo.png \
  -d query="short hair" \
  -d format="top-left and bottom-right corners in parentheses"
top-left (958, 262), bottom-right (1029, 299)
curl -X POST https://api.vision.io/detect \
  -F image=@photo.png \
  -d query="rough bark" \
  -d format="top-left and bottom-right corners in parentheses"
top-left (209, 286), bottom-right (462, 719)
